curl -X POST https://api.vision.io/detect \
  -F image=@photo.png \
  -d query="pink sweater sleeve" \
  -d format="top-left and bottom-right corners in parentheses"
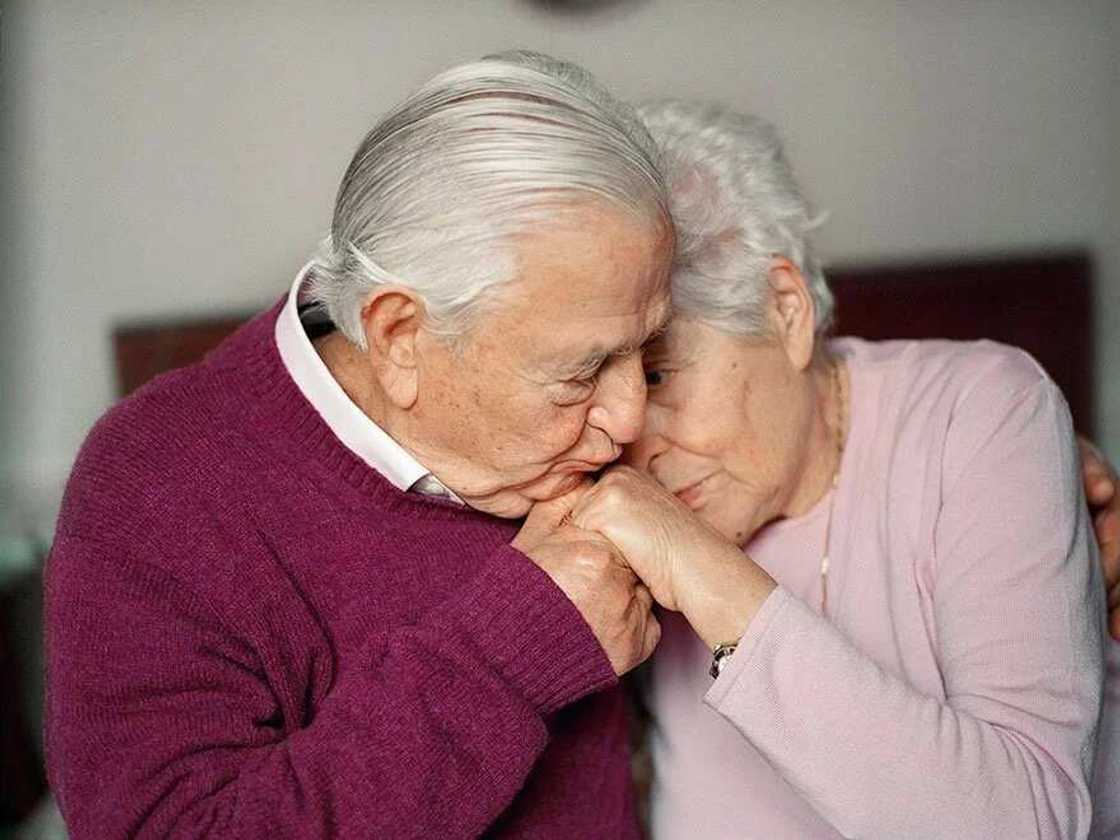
top-left (705, 371), bottom-right (1104, 838)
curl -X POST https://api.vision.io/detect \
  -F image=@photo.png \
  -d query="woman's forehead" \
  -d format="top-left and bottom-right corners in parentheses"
top-left (656, 317), bottom-right (778, 366)
top-left (657, 317), bottom-right (725, 355)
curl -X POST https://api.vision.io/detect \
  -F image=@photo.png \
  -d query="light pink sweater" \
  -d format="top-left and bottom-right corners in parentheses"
top-left (647, 338), bottom-right (1111, 839)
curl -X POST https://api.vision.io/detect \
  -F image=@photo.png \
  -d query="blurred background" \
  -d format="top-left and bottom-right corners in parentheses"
top-left (1, 1), bottom-right (1117, 836)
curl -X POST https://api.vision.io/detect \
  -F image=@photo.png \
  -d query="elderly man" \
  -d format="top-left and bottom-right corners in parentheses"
top-left (45, 51), bottom-right (670, 838)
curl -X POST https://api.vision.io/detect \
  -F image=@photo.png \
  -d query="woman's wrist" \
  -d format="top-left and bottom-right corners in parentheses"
top-left (679, 550), bottom-right (777, 650)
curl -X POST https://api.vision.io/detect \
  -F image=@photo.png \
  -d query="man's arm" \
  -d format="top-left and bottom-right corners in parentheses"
top-left (1078, 435), bottom-right (1120, 640)
top-left (45, 489), bottom-right (655, 839)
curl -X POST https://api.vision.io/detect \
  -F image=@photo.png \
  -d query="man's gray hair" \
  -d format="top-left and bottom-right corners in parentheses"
top-left (308, 50), bottom-right (669, 347)
top-left (637, 100), bottom-right (833, 337)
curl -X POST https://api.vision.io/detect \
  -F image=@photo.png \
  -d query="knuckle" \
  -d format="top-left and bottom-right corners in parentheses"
top-left (591, 539), bottom-right (617, 561)
top-left (599, 483), bottom-right (625, 504)
top-left (577, 549), bottom-right (608, 572)
top-left (580, 546), bottom-right (616, 576)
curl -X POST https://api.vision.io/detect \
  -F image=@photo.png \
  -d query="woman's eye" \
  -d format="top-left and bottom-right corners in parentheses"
top-left (644, 369), bottom-right (667, 387)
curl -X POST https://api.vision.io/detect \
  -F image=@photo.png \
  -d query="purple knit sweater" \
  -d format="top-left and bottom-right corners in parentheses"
top-left (45, 300), bottom-right (635, 839)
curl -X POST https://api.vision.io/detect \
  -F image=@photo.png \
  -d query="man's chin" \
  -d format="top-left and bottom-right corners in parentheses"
top-left (463, 496), bottom-right (535, 519)
top-left (460, 470), bottom-right (594, 519)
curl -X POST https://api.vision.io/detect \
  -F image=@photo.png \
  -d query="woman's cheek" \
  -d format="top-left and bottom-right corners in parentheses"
top-left (680, 416), bottom-right (729, 463)
top-left (706, 498), bottom-right (751, 545)
top-left (668, 387), bottom-right (727, 453)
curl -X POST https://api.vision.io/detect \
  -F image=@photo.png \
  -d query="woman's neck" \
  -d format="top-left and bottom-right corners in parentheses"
top-left (783, 352), bottom-right (849, 521)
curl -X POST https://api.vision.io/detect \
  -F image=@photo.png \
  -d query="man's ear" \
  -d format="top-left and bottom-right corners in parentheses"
top-left (360, 287), bottom-right (425, 409)
top-left (767, 256), bottom-right (817, 372)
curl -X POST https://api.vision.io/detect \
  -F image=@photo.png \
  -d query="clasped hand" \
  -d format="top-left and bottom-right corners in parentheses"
top-left (511, 481), bottom-right (661, 676)
top-left (516, 467), bottom-right (776, 657)
top-left (570, 466), bottom-right (776, 650)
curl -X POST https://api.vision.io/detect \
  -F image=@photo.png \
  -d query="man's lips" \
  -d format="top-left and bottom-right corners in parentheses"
top-left (508, 458), bottom-right (610, 492)
top-left (550, 461), bottom-right (607, 472)
top-left (548, 452), bottom-right (620, 474)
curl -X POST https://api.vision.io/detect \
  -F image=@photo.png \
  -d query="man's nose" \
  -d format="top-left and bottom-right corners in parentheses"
top-left (586, 353), bottom-right (647, 445)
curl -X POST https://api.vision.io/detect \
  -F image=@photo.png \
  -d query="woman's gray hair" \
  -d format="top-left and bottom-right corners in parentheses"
top-left (308, 50), bottom-right (669, 347)
top-left (637, 100), bottom-right (833, 337)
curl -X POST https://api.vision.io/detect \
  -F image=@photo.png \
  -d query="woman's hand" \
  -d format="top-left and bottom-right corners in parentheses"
top-left (571, 465), bottom-right (776, 649)
top-left (1078, 435), bottom-right (1120, 640)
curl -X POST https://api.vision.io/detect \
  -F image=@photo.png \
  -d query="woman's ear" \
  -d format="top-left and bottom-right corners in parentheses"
top-left (360, 287), bottom-right (426, 409)
top-left (766, 256), bottom-right (817, 372)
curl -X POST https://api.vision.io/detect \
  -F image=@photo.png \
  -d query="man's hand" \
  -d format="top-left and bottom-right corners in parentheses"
top-left (1079, 435), bottom-right (1120, 641)
top-left (569, 466), bottom-right (776, 649)
top-left (512, 482), bottom-right (661, 675)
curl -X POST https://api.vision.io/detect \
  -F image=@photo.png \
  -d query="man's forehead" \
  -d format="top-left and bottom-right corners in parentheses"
top-left (487, 204), bottom-right (673, 360)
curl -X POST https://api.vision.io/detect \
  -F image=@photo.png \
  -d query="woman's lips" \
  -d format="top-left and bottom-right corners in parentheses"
top-left (673, 474), bottom-right (715, 509)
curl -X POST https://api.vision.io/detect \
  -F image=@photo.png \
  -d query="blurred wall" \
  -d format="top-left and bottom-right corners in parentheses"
top-left (1104, 2), bottom-right (1120, 464)
top-left (1, 0), bottom-right (1117, 534)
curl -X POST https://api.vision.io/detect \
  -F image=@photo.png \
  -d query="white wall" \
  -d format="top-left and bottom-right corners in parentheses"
top-left (2, 0), bottom-right (1117, 535)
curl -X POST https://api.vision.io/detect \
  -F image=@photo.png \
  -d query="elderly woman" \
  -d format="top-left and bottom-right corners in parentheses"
top-left (572, 101), bottom-right (1116, 839)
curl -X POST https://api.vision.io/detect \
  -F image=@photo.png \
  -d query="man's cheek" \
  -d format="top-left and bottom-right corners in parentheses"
top-left (561, 410), bottom-right (602, 458)
top-left (522, 404), bottom-right (587, 459)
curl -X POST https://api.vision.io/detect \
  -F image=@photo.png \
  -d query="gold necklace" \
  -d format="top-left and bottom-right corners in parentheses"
top-left (820, 358), bottom-right (846, 618)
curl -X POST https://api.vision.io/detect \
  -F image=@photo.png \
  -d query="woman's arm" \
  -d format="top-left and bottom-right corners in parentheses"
top-left (717, 372), bottom-right (1102, 838)
top-left (577, 362), bottom-right (1104, 839)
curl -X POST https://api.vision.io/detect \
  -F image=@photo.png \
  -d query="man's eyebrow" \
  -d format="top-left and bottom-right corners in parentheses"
top-left (641, 319), bottom-right (669, 347)
top-left (613, 316), bottom-right (672, 356)
top-left (603, 321), bottom-right (671, 360)
top-left (561, 319), bottom-right (672, 377)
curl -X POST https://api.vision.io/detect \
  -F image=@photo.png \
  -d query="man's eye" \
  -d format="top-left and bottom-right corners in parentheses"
top-left (553, 376), bottom-right (596, 405)
top-left (644, 369), bottom-right (667, 387)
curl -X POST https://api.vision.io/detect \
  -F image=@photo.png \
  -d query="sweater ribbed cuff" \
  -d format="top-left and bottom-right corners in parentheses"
top-left (445, 542), bottom-right (618, 715)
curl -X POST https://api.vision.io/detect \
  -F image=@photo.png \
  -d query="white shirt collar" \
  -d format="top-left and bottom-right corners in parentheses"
top-left (274, 264), bottom-right (461, 503)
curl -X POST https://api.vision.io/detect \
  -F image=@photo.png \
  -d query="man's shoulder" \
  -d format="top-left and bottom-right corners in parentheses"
top-left (59, 307), bottom-right (289, 533)
top-left (85, 352), bottom-right (254, 475)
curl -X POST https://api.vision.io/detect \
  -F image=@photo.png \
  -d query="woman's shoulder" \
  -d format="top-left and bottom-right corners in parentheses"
top-left (837, 337), bottom-right (1080, 540)
top-left (833, 336), bottom-right (1050, 396)
top-left (832, 337), bottom-right (1060, 431)
top-left (832, 337), bottom-right (1072, 493)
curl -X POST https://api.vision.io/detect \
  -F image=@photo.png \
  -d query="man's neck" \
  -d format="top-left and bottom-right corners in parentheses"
top-left (313, 331), bottom-right (397, 438)
top-left (313, 330), bottom-right (468, 502)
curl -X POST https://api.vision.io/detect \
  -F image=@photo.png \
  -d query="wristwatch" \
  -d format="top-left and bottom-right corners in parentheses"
top-left (709, 642), bottom-right (738, 679)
